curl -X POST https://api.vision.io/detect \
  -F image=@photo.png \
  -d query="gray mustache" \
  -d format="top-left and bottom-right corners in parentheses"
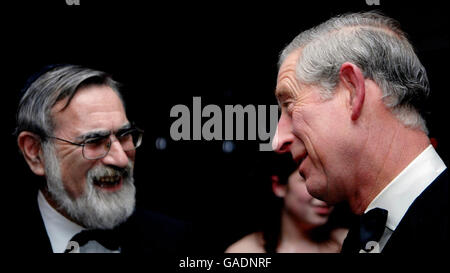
top-left (87, 163), bottom-right (133, 181)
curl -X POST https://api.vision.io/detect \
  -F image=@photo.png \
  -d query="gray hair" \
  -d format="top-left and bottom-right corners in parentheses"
top-left (279, 11), bottom-right (430, 134)
top-left (15, 65), bottom-right (124, 139)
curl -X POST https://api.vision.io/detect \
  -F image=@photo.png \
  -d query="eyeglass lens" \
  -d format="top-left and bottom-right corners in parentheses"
top-left (82, 130), bottom-right (142, 160)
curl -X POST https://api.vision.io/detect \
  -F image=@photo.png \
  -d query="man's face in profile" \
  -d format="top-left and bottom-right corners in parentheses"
top-left (274, 50), bottom-right (352, 204)
top-left (42, 84), bottom-right (136, 229)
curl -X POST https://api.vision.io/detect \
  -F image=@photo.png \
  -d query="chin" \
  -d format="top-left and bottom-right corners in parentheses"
top-left (309, 213), bottom-right (330, 225)
top-left (305, 184), bottom-right (325, 201)
top-left (306, 178), bottom-right (333, 202)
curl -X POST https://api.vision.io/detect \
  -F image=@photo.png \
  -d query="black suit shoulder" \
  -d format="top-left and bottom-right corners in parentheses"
top-left (5, 189), bottom-right (53, 254)
top-left (119, 208), bottom-right (194, 254)
top-left (383, 168), bottom-right (449, 253)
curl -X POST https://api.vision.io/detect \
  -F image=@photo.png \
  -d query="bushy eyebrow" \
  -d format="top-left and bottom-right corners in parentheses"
top-left (75, 122), bottom-right (132, 142)
top-left (76, 130), bottom-right (110, 142)
top-left (116, 123), bottom-right (133, 136)
top-left (275, 87), bottom-right (295, 104)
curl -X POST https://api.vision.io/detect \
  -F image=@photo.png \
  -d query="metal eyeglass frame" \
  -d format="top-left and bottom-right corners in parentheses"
top-left (44, 127), bottom-right (144, 160)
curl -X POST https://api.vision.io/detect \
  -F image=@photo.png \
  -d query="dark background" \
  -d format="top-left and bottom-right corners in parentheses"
top-left (3, 0), bottom-right (448, 253)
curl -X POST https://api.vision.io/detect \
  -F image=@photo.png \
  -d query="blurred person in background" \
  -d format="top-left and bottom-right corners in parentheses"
top-left (226, 155), bottom-right (349, 253)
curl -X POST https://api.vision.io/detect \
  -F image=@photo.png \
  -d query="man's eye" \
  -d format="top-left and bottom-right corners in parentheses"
top-left (287, 103), bottom-right (295, 114)
top-left (84, 138), bottom-right (104, 145)
top-left (282, 101), bottom-right (294, 114)
top-left (118, 130), bottom-right (134, 139)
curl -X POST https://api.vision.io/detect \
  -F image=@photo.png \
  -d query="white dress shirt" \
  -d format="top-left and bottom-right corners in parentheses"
top-left (361, 145), bottom-right (447, 253)
top-left (37, 191), bottom-right (120, 253)
top-left (37, 190), bottom-right (85, 253)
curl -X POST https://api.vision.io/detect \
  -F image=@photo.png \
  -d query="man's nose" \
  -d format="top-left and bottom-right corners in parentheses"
top-left (101, 138), bottom-right (130, 168)
top-left (272, 113), bottom-right (295, 154)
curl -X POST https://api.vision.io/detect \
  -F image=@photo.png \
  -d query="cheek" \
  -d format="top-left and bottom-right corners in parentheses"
top-left (291, 182), bottom-right (313, 204)
top-left (291, 106), bottom-right (329, 156)
top-left (59, 157), bottom-right (93, 198)
top-left (299, 186), bottom-right (311, 202)
top-left (126, 150), bottom-right (136, 162)
top-left (291, 109), bottom-right (308, 138)
top-left (294, 102), bottom-right (347, 165)
top-left (293, 106), bottom-right (329, 142)
top-left (284, 186), bottom-right (313, 221)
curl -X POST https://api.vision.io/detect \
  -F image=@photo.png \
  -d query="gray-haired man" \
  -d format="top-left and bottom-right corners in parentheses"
top-left (15, 64), bottom-right (191, 253)
top-left (273, 12), bottom-right (448, 253)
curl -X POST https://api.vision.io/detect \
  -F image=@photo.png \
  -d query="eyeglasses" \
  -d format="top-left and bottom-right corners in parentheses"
top-left (45, 127), bottom-right (144, 160)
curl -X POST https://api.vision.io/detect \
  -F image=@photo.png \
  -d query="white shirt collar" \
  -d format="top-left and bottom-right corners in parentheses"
top-left (365, 145), bottom-right (447, 231)
top-left (37, 190), bottom-right (85, 253)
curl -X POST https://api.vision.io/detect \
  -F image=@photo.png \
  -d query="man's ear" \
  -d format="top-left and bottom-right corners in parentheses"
top-left (339, 62), bottom-right (366, 121)
top-left (271, 175), bottom-right (286, 198)
top-left (17, 131), bottom-right (46, 176)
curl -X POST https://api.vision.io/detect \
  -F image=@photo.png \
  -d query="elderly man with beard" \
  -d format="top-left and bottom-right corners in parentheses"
top-left (14, 64), bottom-right (191, 253)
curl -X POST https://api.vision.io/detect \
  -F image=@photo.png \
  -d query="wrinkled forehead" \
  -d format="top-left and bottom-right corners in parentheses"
top-left (52, 84), bottom-right (124, 112)
top-left (275, 48), bottom-right (303, 100)
top-left (51, 85), bottom-right (128, 133)
top-left (277, 48), bottom-right (303, 77)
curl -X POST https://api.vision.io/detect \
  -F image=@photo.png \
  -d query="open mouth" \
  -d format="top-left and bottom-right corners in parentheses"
top-left (93, 175), bottom-right (122, 189)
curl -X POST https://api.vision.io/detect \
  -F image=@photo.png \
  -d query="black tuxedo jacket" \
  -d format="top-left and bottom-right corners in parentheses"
top-left (8, 190), bottom-right (194, 254)
top-left (342, 168), bottom-right (449, 253)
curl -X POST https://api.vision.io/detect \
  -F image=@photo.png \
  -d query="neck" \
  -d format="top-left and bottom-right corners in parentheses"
top-left (350, 122), bottom-right (429, 214)
top-left (277, 210), bottom-right (321, 252)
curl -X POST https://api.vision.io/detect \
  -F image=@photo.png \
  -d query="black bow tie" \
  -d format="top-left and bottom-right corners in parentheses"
top-left (358, 208), bottom-right (388, 251)
top-left (65, 229), bottom-right (121, 253)
top-left (342, 207), bottom-right (388, 253)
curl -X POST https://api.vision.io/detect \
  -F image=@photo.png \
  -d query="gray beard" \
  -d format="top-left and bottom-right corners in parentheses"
top-left (42, 142), bottom-right (136, 230)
